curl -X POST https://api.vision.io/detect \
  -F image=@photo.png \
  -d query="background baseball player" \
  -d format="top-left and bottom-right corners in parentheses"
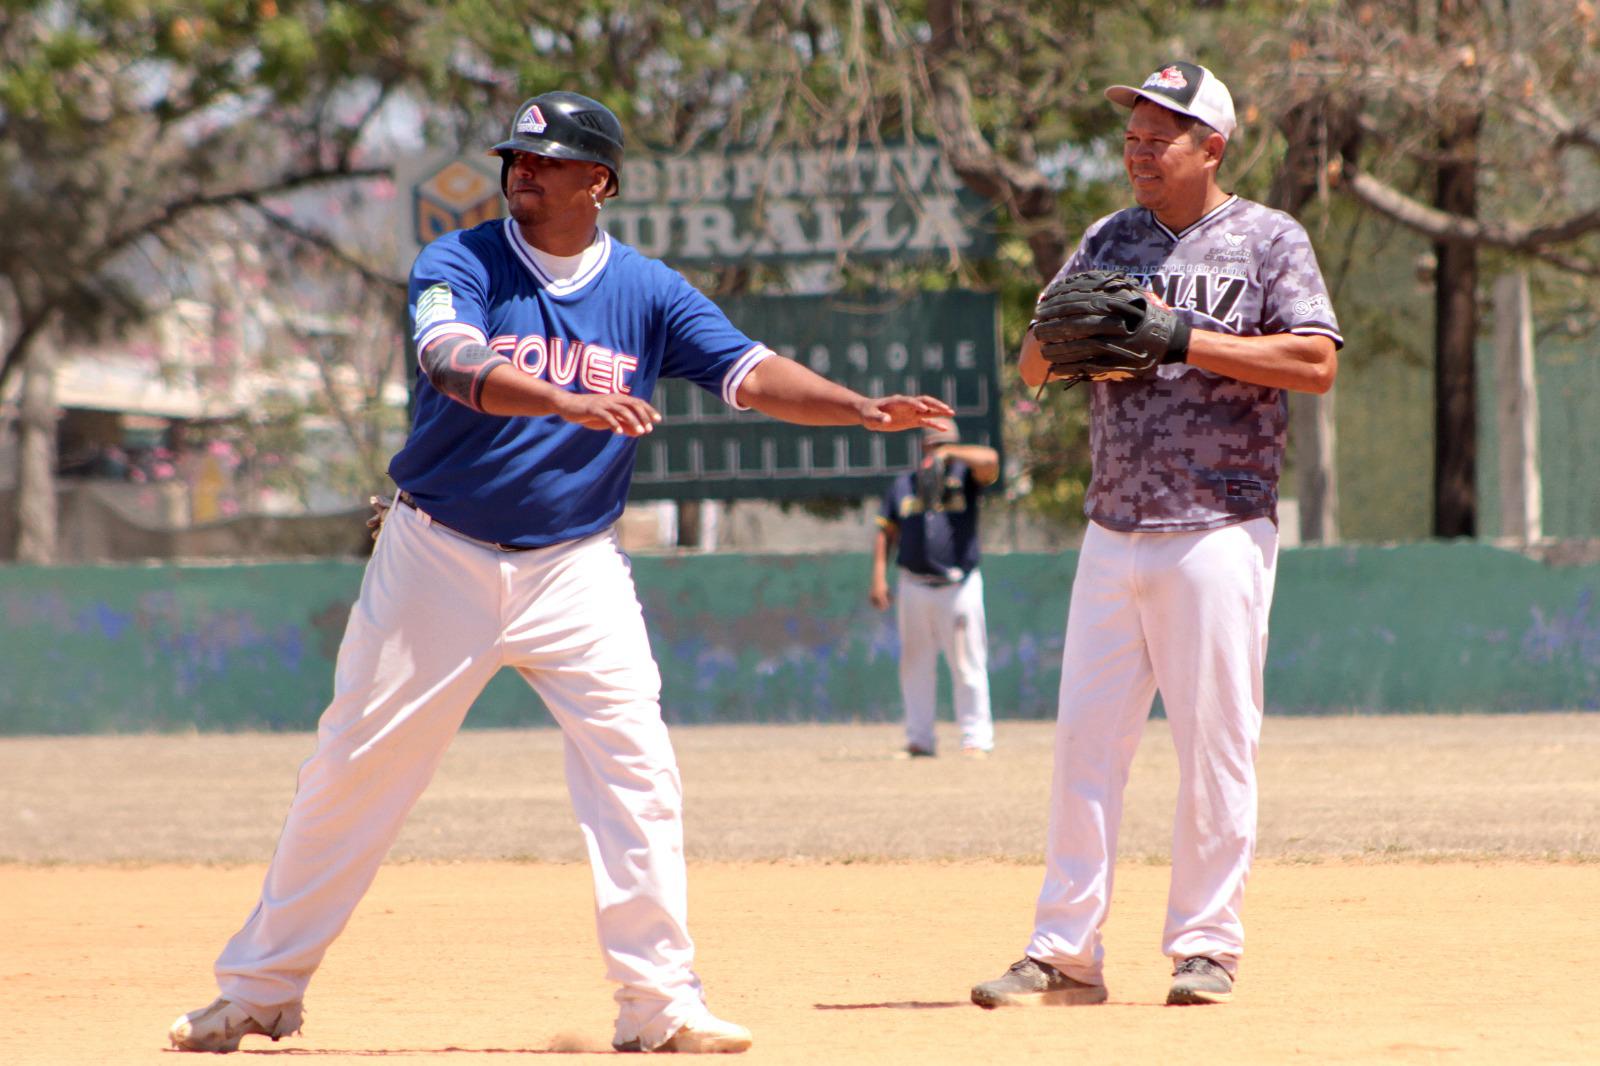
top-left (168, 90), bottom-right (952, 1055)
top-left (869, 424), bottom-right (998, 757)
top-left (970, 62), bottom-right (1341, 1009)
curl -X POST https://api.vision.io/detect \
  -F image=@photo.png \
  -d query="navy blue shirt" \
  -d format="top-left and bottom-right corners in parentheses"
top-left (879, 458), bottom-right (983, 580)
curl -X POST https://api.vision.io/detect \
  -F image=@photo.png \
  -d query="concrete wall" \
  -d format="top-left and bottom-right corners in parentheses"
top-left (2, 542), bottom-right (1596, 735)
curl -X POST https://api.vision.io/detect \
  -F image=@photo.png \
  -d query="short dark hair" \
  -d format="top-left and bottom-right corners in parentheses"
top-left (1131, 98), bottom-right (1219, 147)
top-left (1165, 111), bottom-right (1217, 146)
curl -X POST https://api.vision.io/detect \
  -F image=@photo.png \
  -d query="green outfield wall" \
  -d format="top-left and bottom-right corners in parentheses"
top-left (1, 542), bottom-right (1595, 735)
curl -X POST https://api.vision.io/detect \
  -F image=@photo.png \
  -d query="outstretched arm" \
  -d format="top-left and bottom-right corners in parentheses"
top-left (735, 354), bottom-right (953, 431)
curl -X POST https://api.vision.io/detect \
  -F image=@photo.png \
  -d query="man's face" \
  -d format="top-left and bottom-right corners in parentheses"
top-left (1122, 101), bottom-right (1216, 218)
top-left (504, 152), bottom-right (609, 225)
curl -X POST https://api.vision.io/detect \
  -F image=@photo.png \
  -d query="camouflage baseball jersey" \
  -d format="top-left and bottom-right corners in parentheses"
top-left (1056, 195), bottom-right (1342, 532)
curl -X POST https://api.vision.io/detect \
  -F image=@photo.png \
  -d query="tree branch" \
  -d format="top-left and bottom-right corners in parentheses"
top-left (102, 164), bottom-right (392, 262)
top-left (244, 201), bottom-right (407, 288)
top-left (1, 164), bottom-right (395, 395)
top-left (922, 0), bottom-right (1065, 281)
top-left (1341, 165), bottom-right (1600, 272)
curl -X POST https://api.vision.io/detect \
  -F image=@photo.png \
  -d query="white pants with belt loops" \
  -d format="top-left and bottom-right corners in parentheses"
top-left (896, 569), bottom-right (994, 753)
top-left (212, 500), bottom-right (708, 1051)
top-left (1027, 517), bottom-right (1278, 984)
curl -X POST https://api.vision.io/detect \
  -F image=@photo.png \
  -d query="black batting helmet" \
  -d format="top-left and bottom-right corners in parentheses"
top-left (489, 91), bottom-right (624, 197)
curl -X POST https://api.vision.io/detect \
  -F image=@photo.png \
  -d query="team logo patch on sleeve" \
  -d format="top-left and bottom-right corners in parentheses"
top-left (416, 283), bottom-right (457, 330)
top-left (1292, 294), bottom-right (1332, 318)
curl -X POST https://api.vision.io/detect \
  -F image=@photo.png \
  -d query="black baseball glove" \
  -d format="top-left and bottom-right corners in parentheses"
top-left (1031, 270), bottom-right (1191, 387)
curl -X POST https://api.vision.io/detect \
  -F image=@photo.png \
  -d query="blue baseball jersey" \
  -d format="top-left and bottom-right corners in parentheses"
top-left (879, 459), bottom-right (984, 580)
top-left (392, 219), bottom-right (771, 547)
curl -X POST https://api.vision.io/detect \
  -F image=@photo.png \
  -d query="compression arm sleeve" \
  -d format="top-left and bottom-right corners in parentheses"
top-left (419, 335), bottom-right (513, 412)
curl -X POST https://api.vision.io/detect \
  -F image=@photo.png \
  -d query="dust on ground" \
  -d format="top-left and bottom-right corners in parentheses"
top-left (2, 715), bottom-right (1597, 1065)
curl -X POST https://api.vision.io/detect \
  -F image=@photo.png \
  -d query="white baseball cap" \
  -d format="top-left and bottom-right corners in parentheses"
top-left (1105, 61), bottom-right (1237, 142)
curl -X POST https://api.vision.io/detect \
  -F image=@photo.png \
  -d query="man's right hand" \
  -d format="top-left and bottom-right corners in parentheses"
top-left (869, 578), bottom-right (891, 611)
top-left (554, 392), bottom-right (663, 436)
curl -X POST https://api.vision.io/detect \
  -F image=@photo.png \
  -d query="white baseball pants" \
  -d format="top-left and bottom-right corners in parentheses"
top-left (212, 501), bottom-right (709, 1051)
top-left (1026, 518), bottom-right (1278, 983)
top-left (895, 570), bottom-right (994, 753)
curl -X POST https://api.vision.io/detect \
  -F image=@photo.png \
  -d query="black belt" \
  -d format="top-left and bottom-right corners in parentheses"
top-left (902, 569), bottom-right (968, 588)
top-left (396, 491), bottom-right (543, 553)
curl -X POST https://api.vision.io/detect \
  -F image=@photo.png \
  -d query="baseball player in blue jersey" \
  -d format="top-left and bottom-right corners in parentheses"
top-left (870, 425), bottom-right (998, 757)
top-left (971, 63), bottom-right (1341, 1010)
top-left (169, 90), bottom-right (952, 1056)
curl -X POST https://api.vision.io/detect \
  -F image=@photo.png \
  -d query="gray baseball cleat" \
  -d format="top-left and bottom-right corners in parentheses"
top-left (613, 1014), bottom-right (753, 1054)
top-left (1166, 956), bottom-right (1234, 1005)
top-left (970, 956), bottom-right (1109, 1008)
top-left (168, 996), bottom-right (302, 1052)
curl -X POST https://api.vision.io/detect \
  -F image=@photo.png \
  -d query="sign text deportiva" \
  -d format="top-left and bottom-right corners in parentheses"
top-left (602, 141), bottom-right (990, 264)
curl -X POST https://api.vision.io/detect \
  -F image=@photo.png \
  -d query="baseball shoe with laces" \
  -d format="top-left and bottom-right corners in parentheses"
top-left (168, 996), bottom-right (302, 1052)
top-left (970, 957), bottom-right (1108, 1008)
top-left (1166, 956), bottom-right (1234, 1004)
top-left (613, 1014), bottom-right (753, 1054)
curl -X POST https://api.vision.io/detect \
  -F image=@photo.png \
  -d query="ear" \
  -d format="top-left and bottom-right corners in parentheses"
top-left (590, 165), bottom-right (614, 202)
top-left (1204, 131), bottom-right (1227, 167)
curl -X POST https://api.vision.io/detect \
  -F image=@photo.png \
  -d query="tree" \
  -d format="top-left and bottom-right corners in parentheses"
top-left (1267, 0), bottom-right (1600, 536)
top-left (446, 1), bottom-right (1278, 527)
top-left (3, 0), bottom-right (1361, 551)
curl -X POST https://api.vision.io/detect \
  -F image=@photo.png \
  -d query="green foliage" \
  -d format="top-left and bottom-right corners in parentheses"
top-left (9, 0), bottom-right (1586, 539)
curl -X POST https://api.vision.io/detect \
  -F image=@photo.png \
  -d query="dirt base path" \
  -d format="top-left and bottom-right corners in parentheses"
top-left (4, 716), bottom-right (1598, 1063)
top-left (5, 860), bottom-right (1596, 1065)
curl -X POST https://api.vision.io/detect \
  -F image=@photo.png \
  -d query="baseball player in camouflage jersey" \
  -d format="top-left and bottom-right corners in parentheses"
top-left (972, 62), bottom-right (1341, 1010)
top-left (168, 90), bottom-right (952, 1056)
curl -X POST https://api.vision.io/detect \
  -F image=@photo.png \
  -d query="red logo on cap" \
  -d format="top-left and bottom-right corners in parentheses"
top-left (1145, 66), bottom-right (1189, 91)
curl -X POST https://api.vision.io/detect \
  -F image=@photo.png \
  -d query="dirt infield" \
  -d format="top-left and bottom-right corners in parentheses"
top-left (3, 715), bottom-right (1598, 1064)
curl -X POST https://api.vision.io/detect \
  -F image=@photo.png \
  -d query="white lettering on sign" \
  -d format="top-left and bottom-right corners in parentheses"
top-left (607, 196), bottom-right (971, 261)
top-left (751, 202), bottom-right (812, 257)
top-left (680, 207), bottom-right (752, 259)
top-left (626, 143), bottom-right (957, 204)
top-left (605, 141), bottom-right (985, 264)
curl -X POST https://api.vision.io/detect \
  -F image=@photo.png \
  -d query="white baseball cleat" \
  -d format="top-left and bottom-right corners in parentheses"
top-left (613, 1014), bottom-right (753, 1054)
top-left (168, 996), bottom-right (302, 1053)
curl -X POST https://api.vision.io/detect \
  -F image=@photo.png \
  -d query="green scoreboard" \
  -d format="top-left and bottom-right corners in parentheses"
top-left (629, 290), bottom-right (1004, 501)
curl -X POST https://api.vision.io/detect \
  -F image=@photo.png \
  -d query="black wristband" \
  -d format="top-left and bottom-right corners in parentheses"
top-left (1161, 316), bottom-right (1192, 364)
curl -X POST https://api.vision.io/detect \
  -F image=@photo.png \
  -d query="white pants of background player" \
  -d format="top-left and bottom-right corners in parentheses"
top-left (1026, 518), bottom-right (1277, 984)
top-left (209, 501), bottom-right (711, 1051)
top-left (895, 570), bottom-right (994, 753)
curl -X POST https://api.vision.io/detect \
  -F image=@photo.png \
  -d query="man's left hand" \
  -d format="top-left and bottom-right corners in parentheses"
top-left (860, 395), bottom-right (954, 433)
